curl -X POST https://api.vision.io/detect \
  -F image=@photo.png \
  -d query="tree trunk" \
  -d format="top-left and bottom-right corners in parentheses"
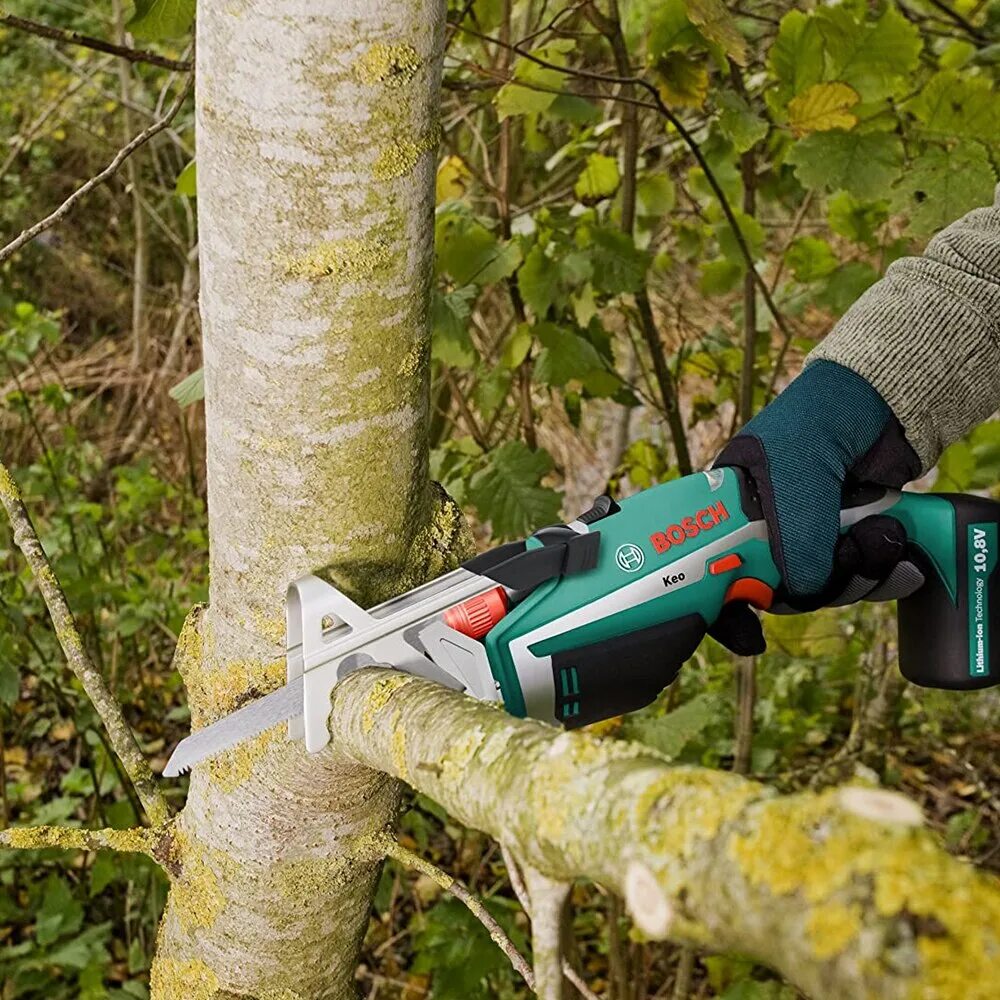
top-left (151, 3), bottom-right (465, 997)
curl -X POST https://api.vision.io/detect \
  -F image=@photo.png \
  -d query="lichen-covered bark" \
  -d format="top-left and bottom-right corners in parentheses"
top-left (152, 3), bottom-right (462, 997)
top-left (333, 669), bottom-right (1000, 1000)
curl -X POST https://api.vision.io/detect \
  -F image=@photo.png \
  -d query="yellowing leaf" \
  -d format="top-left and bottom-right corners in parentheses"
top-left (50, 720), bottom-right (75, 741)
top-left (787, 82), bottom-right (860, 136)
top-left (655, 53), bottom-right (709, 109)
top-left (686, 0), bottom-right (748, 65)
top-left (574, 153), bottom-right (620, 203)
top-left (436, 155), bottom-right (471, 204)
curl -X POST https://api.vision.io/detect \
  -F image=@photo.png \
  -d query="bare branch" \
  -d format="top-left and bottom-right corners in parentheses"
top-left (377, 834), bottom-right (536, 990)
top-left (0, 462), bottom-right (171, 826)
top-left (0, 75), bottom-right (192, 266)
top-left (0, 12), bottom-right (193, 72)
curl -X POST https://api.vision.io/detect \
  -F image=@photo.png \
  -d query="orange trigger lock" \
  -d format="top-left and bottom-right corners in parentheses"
top-left (724, 578), bottom-right (774, 611)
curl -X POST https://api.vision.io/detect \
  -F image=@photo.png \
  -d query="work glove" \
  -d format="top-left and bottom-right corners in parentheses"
top-left (709, 359), bottom-right (923, 656)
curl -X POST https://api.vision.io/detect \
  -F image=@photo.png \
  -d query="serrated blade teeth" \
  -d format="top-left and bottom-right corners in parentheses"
top-left (162, 677), bottom-right (304, 777)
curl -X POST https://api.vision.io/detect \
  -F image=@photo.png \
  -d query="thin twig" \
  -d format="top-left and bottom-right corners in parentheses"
top-left (0, 823), bottom-right (168, 859)
top-left (0, 463), bottom-right (171, 826)
top-left (379, 835), bottom-right (536, 990)
top-left (0, 75), bottom-right (192, 266)
top-left (671, 946), bottom-right (695, 999)
top-left (0, 12), bottom-right (193, 71)
top-left (924, 0), bottom-right (987, 39)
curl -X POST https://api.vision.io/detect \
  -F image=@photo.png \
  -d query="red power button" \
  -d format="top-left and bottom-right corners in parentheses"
top-left (444, 586), bottom-right (509, 639)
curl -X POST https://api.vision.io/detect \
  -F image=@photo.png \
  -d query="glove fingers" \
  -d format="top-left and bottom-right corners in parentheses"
top-left (818, 515), bottom-right (912, 608)
top-left (864, 560), bottom-right (924, 602)
top-left (709, 601), bottom-right (766, 656)
top-left (833, 514), bottom-right (907, 581)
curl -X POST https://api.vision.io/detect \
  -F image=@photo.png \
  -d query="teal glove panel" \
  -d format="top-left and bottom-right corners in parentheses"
top-left (715, 360), bottom-right (921, 602)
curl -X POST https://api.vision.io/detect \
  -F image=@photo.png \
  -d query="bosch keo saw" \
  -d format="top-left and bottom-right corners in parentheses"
top-left (163, 466), bottom-right (1000, 776)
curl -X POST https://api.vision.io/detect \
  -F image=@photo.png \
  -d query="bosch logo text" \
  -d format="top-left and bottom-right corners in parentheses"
top-left (650, 501), bottom-right (729, 554)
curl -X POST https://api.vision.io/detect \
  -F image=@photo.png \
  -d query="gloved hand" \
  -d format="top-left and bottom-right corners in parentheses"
top-left (709, 359), bottom-right (923, 656)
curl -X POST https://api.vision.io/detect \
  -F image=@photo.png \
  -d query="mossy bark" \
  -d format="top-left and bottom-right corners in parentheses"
top-left (151, 3), bottom-right (461, 998)
top-left (333, 668), bottom-right (1000, 1000)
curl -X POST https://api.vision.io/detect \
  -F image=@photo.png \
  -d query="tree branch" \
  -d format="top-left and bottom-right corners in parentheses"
top-left (0, 462), bottom-right (171, 826)
top-left (524, 865), bottom-right (571, 1000)
top-left (0, 75), bottom-right (192, 266)
top-left (333, 669), bottom-right (999, 999)
top-left (502, 845), bottom-right (602, 1000)
top-left (0, 823), bottom-right (172, 863)
top-left (0, 12), bottom-right (193, 71)
top-left (376, 834), bottom-right (536, 989)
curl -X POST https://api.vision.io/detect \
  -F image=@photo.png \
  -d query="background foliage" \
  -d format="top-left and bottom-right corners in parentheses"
top-left (0, 0), bottom-right (997, 997)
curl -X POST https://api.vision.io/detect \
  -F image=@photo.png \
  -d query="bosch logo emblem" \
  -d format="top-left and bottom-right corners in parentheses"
top-left (615, 543), bottom-right (645, 573)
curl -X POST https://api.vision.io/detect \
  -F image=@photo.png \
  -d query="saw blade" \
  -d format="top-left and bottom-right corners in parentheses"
top-left (162, 676), bottom-right (303, 777)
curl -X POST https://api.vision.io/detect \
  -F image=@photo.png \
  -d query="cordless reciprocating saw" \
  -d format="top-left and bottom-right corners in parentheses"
top-left (164, 466), bottom-right (1000, 775)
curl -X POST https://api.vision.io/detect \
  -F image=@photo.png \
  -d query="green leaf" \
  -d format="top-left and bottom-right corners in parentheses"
top-left (717, 92), bottom-right (768, 153)
top-left (636, 173), bottom-right (677, 217)
top-left (495, 39), bottom-right (574, 120)
top-left (686, 0), bottom-right (747, 65)
top-left (768, 10), bottom-right (823, 96)
top-left (934, 439), bottom-right (975, 492)
top-left (548, 94), bottom-right (601, 123)
top-left (501, 323), bottom-right (533, 369)
top-left (533, 323), bottom-right (605, 387)
top-left (627, 693), bottom-right (720, 758)
top-left (431, 287), bottom-right (476, 368)
top-left (907, 71), bottom-right (999, 143)
top-left (715, 211), bottom-right (766, 265)
top-left (574, 153), bottom-right (621, 204)
top-left (412, 897), bottom-right (523, 999)
top-left (587, 228), bottom-right (648, 296)
top-left (786, 129), bottom-right (903, 200)
top-left (169, 367), bottom-right (204, 408)
top-left (174, 160), bottom-right (196, 197)
top-left (0, 660), bottom-right (18, 706)
top-left (817, 4), bottom-right (922, 102)
top-left (891, 143), bottom-right (996, 236)
top-left (699, 258), bottom-right (742, 295)
top-left (826, 191), bottom-right (888, 246)
top-left (36, 875), bottom-right (84, 946)
top-left (127, 0), bottom-right (195, 39)
top-left (648, 0), bottom-right (703, 60)
top-left (436, 212), bottom-right (523, 286)
top-left (785, 237), bottom-right (838, 282)
top-left (467, 441), bottom-right (562, 539)
top-left (814, 261), bottom-right (878, 314)
top-left (518, 245), bottom-right (559, 317)
top-left (90, 853), bottom-right (119, 897)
